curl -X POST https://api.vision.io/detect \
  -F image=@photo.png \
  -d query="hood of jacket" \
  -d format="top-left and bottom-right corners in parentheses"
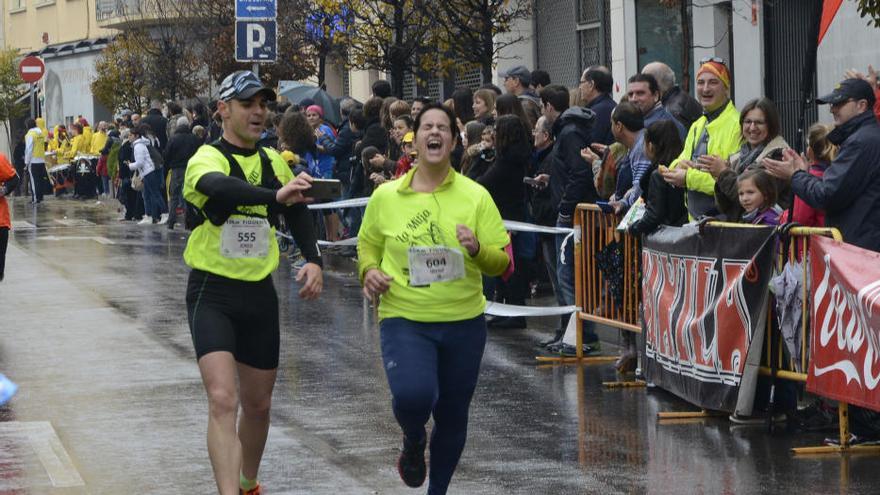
top-left (554, 106), bottom-right (595, 135)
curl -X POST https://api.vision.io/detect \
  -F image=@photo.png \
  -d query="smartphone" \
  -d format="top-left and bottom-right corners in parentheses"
top-left (766, 148), bottom-right (784, 161)
top-left (304, 179), bottom-right (342, 201)
top-left (596, 200), bottom-right (615, 214)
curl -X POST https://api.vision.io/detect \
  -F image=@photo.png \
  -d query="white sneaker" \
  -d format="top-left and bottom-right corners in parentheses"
top-left (157, 214), bottom-right (168, 225)
top-left (137, 217), bottom-right (152, 225)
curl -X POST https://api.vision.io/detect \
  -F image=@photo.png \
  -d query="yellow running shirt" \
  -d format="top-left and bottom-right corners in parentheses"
top-left (358, 167), bottom-right (510, 322)
top-left (183, 144), bottom-right (293, 281)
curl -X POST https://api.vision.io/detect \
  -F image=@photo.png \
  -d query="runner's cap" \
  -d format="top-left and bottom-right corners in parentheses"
top-left (218, 71), bottom-right (277, 102)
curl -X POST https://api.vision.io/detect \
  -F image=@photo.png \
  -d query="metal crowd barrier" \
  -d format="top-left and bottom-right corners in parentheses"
top-left (545, 203), bottom-right (643, 364)
top-left (576, 204), bottom-right (641, 334)
top-left (565, 204), bottom-right (877, 455)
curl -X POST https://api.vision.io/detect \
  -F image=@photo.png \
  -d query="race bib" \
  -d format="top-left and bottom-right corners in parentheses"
top-left (220, 218), bottom-right (270, 258)
top-left (408, 246), bottom-right (466, 287)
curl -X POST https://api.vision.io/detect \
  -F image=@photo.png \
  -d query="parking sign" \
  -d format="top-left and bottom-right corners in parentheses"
top-left (235, 20), bottom-right (277, 63)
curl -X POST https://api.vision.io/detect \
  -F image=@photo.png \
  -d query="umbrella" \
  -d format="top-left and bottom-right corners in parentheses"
top-left (277, 81), bottom-right (342, 127)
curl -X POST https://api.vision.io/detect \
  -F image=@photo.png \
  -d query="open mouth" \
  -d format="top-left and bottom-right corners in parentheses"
top-left (426, 139), bottom-right (442, 151)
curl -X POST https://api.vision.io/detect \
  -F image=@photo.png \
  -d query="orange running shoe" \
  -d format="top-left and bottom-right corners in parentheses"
top-left (240, 484), bottom-right (262, 495)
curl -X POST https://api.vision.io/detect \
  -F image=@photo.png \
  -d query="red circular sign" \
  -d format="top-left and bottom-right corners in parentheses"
top-left (19, 56), bottom-right (45, 83)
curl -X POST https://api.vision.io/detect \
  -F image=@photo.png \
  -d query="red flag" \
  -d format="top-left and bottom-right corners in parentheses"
top-left (818, 0), bottom-right (844, 45)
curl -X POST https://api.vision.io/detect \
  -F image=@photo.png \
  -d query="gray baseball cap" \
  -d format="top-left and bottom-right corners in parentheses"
top-left (501, 65), bottom-right (532, 86)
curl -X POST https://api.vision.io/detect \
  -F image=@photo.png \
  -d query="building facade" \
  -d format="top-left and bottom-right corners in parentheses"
top-left (2, 0), bottom-right (117, 150)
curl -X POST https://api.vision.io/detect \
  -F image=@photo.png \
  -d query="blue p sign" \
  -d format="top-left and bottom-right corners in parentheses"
top-left (235, 20), bottom-right (277, 62)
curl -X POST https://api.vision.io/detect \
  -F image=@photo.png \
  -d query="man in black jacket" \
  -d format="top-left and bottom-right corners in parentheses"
top-left (578, 66), bottom-right (617, 147)
top-left (766, 78), bottom-right (880, 252)
top-left (351, 97), bottom-right (388, 199)
top-left (539, 84), bottom-right (600, 352)
top-left (12, 131), bottom-right (26, 197)
top-left (142, 101), bottom-right (169, 150)
top-left (318, 98), bottom-right (361, 196)
top-left (163, 117), bottom-right (202, 229)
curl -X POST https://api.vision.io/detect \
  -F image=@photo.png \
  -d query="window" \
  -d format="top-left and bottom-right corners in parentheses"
top-left (10, 0), bottom-right (26, 11)
top-left (577, 0), bottom-right (611, 72)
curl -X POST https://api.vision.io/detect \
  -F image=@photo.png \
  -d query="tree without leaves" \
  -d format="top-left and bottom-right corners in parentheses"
top-left (343, 0), bottom-right (442, 98)
top-left (116, 0), bottom-right (209, 101)
top-left (0, 49), bottom-right (27, 148)
top-left (430, 0), bottom-right (532, 83)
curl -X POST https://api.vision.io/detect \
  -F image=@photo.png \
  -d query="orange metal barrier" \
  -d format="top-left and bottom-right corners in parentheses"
top-left (575, 204), bottom-right (641, 335)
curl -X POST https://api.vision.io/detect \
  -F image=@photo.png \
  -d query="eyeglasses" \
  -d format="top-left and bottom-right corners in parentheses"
top-left (742, 119), bottom-right (766, 127)
top-left (830, 98), bottom-right (855, 108)
top-left (699, 56), bottom-right (726, 66)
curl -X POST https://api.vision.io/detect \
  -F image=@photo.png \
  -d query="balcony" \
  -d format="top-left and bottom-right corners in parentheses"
top-left (96, 0), bottom-right (194, 30)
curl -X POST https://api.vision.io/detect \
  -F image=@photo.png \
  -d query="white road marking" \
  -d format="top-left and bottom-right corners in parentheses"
top-left (39, 235), bottom-right (115, 245)
top-left (0, 421), bottom-right (85, 488)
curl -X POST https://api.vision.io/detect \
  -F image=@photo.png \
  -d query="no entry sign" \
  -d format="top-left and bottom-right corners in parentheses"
top-left (19, 56), bottom-right (45, 83)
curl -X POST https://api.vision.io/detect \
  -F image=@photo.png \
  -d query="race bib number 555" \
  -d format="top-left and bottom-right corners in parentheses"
top-left (220, 218), bottom-right (270, 258)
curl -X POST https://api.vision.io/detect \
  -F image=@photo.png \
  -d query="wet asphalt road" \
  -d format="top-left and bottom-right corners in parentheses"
top-left (1, 195), bottom-right (878, 494)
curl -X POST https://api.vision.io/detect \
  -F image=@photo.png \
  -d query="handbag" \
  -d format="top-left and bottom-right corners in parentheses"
top-left (131, 171), bottom-right (144, 191)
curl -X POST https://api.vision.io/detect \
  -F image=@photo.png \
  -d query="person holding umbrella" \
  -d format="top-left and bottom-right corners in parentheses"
top-left (307, 104), bottom-right (342, 241)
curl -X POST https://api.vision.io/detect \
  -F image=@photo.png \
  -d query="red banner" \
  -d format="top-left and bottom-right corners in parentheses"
top-left (807, 236), bottom-right (880, 411)
top-left (642, 225), bottom-right (776, 413)
top-left (818, 0), bottom-right (843, 45)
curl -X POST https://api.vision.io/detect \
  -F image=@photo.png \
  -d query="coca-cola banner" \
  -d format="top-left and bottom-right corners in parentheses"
top-left (807, 236), bottom-right (880, 411)
top-left (642, 225), bottom-right (776, 414)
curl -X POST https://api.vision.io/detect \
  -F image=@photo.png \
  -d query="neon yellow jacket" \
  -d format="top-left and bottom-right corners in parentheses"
top-left (80, 125), bottom-right (93, 152)
top-left (671, 100), bottom-right (742, 196)
top-left (669, 101), bottom-right (742, 220)
top-left (90, 131), bottom-right (108, 155)
top-left (358, 167), bottom-right (511, 322)
top-left (64, 133), bottom-right (92, 161)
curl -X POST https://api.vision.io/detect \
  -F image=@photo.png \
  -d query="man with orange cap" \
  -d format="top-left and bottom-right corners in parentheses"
top-left (660, 58), bottom-right (742, 219)
top-left (0, 152), bottom-right (21, 281)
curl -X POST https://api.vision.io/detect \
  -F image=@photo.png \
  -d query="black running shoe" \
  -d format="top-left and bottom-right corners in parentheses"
top-left (397, 435), bottom-right (427, 488)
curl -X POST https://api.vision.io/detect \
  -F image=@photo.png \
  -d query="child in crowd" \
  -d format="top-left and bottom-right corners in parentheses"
top-left (394, 132), bottom-right (415, 178)
top-left (464, 125), bottom-right (496, 181)
top-left (780, 123), bottom-right (835, 227)
top-left (738, 169), bottom-right (782, 226)
top-left (280, 150), bottom-right (304, 175)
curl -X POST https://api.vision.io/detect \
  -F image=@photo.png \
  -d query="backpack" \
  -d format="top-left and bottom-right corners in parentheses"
top-left (147, 144), bottom-right (164, 168)
top-left (185, 141), bottom-right (280, 230)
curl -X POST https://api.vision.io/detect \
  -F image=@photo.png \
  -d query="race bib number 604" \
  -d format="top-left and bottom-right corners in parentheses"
top-left (220, 218), bottom-right (270, 258)
top-left (408, 246), bottom-right (466, 286)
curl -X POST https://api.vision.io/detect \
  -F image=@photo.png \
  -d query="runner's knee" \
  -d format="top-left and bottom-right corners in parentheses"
top-left (240, 393), bottom-right (272, 418)
top-left (206, 386), bottom-right (238, 418)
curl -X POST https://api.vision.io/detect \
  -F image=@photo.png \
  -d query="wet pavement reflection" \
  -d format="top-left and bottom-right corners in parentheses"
top-left (1, 196), bottom-right (878, 494)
